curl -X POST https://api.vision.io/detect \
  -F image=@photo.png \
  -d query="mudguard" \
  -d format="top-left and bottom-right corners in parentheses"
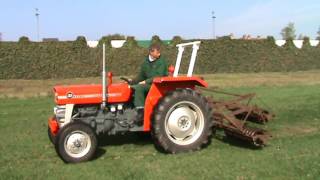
top-left (143, 76), bottom-right (208, 131)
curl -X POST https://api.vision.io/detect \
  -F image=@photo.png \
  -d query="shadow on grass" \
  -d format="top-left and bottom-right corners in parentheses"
top-left (214, 133), bottom-right (263, 150)
top-left (95, 131), bottom-right (261, 157)
top-left (92, 148), bottom-right (107, 161)
top-left (97, 132), bottom-right (153, 147)
top-left (92, 132), bottom-right (153, 161)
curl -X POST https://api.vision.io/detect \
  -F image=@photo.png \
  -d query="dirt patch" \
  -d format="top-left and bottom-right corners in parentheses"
top-left (276, 125), bottom-right (319, 138)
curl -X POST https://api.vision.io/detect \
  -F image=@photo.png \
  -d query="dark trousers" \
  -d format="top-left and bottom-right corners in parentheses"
top-left (131, 84), bottom-right (151, 108)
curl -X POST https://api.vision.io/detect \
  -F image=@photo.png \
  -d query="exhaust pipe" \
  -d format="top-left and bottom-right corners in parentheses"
top-left (102, 43), bottom-right (107, 108)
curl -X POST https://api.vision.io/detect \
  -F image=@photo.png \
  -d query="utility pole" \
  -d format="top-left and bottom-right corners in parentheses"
top-left (35, 8), bottom-right (40, 41)
top-left (212, 11), bottom-right (216, 39)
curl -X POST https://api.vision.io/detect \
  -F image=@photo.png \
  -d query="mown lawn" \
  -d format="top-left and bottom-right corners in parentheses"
top-left (0, 78), bottom-right (320, 179)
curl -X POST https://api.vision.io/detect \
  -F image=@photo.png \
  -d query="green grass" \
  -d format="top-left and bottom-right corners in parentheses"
top-left (1, 84), bottom-right (320, 179)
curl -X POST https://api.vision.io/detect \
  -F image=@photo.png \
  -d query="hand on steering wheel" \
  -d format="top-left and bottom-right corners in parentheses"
top-left (120, 77), bottom-right (132, 84)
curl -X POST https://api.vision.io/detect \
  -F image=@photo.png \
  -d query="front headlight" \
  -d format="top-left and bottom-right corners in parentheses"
top-left (54, 105), bottom-right (66, 121)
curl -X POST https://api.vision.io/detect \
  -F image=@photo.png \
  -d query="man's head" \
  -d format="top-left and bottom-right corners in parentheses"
top-left (149, 44), bottom-right (161, 59)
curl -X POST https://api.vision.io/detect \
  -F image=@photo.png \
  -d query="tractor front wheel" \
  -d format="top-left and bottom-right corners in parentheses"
top-left (152, 89), bottom-right (214, 153)
top-left (55, 123), bottom-right (97, 163)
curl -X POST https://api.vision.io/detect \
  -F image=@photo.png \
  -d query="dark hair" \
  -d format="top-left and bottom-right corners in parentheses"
top-left (149, 44), bottom-right (161, 52)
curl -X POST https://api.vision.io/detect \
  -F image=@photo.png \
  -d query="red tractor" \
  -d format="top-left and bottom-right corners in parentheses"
top-left (48, 41), bottom-right (273, 163)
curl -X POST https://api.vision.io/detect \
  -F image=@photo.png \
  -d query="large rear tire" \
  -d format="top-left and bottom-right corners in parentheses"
top-left (55, 123), bottom-right (97, 163)
top-left (152, 89), bottom-right (214, 153)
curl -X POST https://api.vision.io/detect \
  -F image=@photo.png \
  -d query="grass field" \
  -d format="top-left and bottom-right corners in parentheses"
top-left (0, 72), bottom-right (320, 179)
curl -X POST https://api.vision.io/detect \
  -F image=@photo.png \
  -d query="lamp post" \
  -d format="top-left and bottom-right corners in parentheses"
top-left (35, 8), bottom-right (40, 41)
top-left (212, 11), bottom-right (216, 39)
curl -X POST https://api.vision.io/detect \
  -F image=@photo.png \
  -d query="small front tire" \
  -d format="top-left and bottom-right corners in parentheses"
top-left (55, 123), bottom-right (97, 163)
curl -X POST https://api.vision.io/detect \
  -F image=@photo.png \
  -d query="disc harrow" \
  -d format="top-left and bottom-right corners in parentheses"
top-left (199, 87), bottom-right (274, 147)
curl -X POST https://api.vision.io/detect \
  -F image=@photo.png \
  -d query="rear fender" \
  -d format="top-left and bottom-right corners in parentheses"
top-left (143, 76), bottom-right (208, 131)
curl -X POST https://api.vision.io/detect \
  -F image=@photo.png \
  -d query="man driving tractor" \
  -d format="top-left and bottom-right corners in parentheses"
top-left (128, 44), bottom-right (168, 122)
top-left (49, 41), bottom-right (272, 163)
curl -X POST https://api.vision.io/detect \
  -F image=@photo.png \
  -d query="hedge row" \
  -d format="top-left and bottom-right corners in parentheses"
top-left (0, 36), bottom-right (319, 79)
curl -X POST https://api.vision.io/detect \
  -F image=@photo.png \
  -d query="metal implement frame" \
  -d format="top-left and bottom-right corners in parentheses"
top-left (198, 87), bottom-right (274, 146)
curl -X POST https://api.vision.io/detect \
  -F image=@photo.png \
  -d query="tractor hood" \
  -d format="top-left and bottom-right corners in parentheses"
top-left (53, 83), bottom-right (132, 105)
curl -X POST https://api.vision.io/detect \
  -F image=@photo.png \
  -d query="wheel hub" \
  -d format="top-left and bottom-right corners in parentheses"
top-left (164, 100), bottom-right (206, 146)
top-left (167, 107), bottom-right (196, 140)
top-left (177, 116), bottom-right (192, 130)
top-left (64, 131), bottom-right (91, 158)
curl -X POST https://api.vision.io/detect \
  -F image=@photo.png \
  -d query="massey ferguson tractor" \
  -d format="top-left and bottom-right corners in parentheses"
top-left (48, 41), bottom-right (273, 163)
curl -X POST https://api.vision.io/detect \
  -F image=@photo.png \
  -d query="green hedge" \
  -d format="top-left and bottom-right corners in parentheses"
top-left (0, 36), bottom-right (320, 79)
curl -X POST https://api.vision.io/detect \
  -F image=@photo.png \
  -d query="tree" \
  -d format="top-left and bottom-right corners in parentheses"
top-left (18, 36), bottom-right (30, 44)
top-left (73, 36), bottom-right (87, 48)
top-left (317, 26), bottom-right (320, 40)
top-left (151, 35), bottom-right (163, 45)
top-left (171, 36), bottom-right (183, 46)
top-left (124, 36), bottom-right (138, 48)
top-left (280, 22), bottom-right (296, 40)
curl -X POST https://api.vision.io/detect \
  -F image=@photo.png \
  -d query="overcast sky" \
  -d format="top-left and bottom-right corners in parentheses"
top-left (1, 0), bottom-right (320, 41)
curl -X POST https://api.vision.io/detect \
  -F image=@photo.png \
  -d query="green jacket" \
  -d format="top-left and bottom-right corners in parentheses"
top-left (133, 56), bottom-right (168, 84)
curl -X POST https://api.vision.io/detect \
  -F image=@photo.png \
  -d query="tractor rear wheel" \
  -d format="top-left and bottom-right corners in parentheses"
top-left (152, 89), bottom-right (213, 153)
top-left (55, 122), bottom-right (97, 163)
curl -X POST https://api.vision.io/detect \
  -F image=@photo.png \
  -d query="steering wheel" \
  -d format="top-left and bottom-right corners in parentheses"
top-left (120, 77), bottom-right (132, 84)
